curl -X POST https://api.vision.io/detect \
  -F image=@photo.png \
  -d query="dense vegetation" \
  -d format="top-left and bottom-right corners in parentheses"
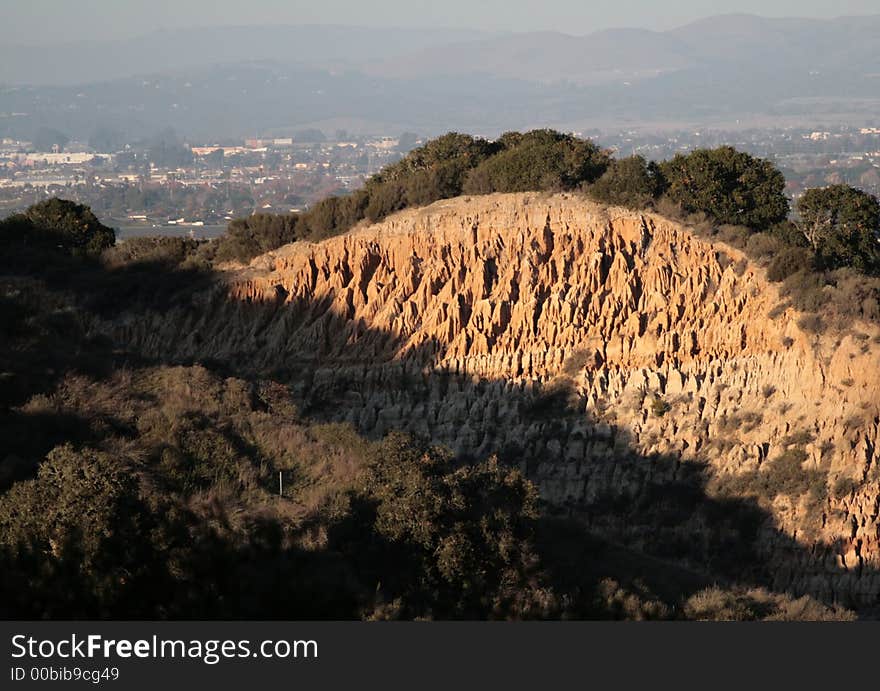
top-left (461, 130), bottom-right (609, 194)
top-left (796, 184), bottom-right (880, 275)
top-left (214, 213), bottom-right (303, 263)
top-left (0, 362), bottom-right (548, 618)
top-left (0, 198), bottom-right (115, 258)
top-left (658, 146), bottom-right (789, 229)
top-left (587, 155), bottom-right (666, 210)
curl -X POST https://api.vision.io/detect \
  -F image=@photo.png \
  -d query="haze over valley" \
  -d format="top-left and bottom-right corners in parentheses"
top-left (2, 14), bottom-right (880, 140)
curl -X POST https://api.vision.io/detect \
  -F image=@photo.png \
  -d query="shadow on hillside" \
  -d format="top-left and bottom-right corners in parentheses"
top-left (0, 504), bottom-right (367, 620)
top-left (0, 251), bottom-right (214, 402)
top-left (1, 246), bottom-right (877, 618)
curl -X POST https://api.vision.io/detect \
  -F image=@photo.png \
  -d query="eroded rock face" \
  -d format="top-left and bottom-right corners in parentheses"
top-left (104, 193), bottom-right (880, 606)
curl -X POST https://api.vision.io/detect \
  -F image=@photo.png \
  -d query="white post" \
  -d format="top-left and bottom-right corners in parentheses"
top-left (279, 471), bottom-right (283, 497)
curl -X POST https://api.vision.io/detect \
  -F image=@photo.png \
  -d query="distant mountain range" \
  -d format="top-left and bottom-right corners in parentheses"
top-left (1, 14), bottom-right (878, 141)
top-left (0, 25), bottom-right (490, 86)
top-left (364, 14), bottom-right (880, 86)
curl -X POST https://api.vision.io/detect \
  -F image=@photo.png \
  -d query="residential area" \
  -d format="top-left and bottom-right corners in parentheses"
top-left (0, 131), bottom-right (417, 235)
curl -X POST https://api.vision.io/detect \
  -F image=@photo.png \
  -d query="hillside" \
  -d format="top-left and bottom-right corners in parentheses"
top-left (99, 193), bottom-right (880, 609)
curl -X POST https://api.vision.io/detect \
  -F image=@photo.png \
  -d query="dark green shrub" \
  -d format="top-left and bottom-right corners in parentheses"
top-left (715, 224), bottom-right (752, 247)
top-left (782, 271), bottom-right (829, 312)
top-left (768, 220), bottom-right (809, 247)
top-left (782, 430), bottom-right (814, 446)
top-left (214, 213), bottom-right (302, 262)
top-left (824, 269), bottom-right (880, 323)
top-left (302, 194), bottom-right (361, 240)
top-left (103, 236), bottom-right (200, 268)
top-left (762, 449), bottom-right (820, 499)
top-left (561, 349), bottom-right (592, 377)
top-left (797, 185), bottom-right (880, 275)
top-left (347, 432), bottom-right (544, 618)
top-left (0, 199), bottom-right (115, 257)
top-left (26, 198), bottom-right (115, 255)
top-left (0, 445), bottom-right (164, 617)
top-left (650, 396), bottom-right (671, 417)
top-left (745, 232), bottom-right (785, 260)
top-left (463, 130), bottom-right (609, 194)
top-left (797, 314), bottom-right (824, 333)
top-left (587, 155), bottom-right (665, 209)
top-left (377, 132), bottom-right (499, 187)
top-left (766, 246), bottom-right (813, 282)
top-left (364, 179), bottom-right (407, 222)
top-left (684, 586), bottom-right (853, 621)
top-left (526, 377), bottom-right (577, 418)
top-left (659, 147), bottom-right (789, 230)
top-left (156, 414), bottom-right (251, 495)
top-left (768, 302), bottom-right (789, 318)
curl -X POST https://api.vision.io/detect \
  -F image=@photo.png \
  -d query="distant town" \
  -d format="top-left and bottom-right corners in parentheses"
top-left (0, 129), bottom-right (416, 237)
top-left (2, 124), bottom-right (879, 238)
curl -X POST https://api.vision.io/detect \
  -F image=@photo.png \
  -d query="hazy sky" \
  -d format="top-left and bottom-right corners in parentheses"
top-left (6, 0), bottom-right (880, 43)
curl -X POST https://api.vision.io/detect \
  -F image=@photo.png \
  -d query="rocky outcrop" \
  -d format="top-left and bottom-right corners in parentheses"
top-left (103, 192), bottom-right (880, 607)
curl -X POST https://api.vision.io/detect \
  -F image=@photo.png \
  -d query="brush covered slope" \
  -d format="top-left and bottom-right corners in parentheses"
top-left (100, 192), bottom-right (880, 609)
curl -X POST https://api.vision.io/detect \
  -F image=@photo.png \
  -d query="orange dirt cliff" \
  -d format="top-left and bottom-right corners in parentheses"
top-left (104, 193), bottom-right (880, 607)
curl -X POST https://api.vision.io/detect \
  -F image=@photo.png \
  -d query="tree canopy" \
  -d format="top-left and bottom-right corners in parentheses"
top-left (215, 213), bottom-right (303, 262)
top-left (796, 185), bottom-right (880, 275)
top-left (0, 445), bottom-right (164, 617)
top-left (364, 132), bottom-right (499, 219)
top-left (659, 146), bottom-right (789, 229)
top-left (587, 155), bottom-right (666, 209)
top-left (0, 198), bottom-right (115, 257)
top-left (336, 433), bottom-right (544, 618)
top-left (463, 129), bottom-right (609, 194)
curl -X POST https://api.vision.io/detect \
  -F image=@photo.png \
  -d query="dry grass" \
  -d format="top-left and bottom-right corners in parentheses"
top-left (17, 365), bottom-right (377, 531)
top-left (684, 586), bottom-right (855, 621)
